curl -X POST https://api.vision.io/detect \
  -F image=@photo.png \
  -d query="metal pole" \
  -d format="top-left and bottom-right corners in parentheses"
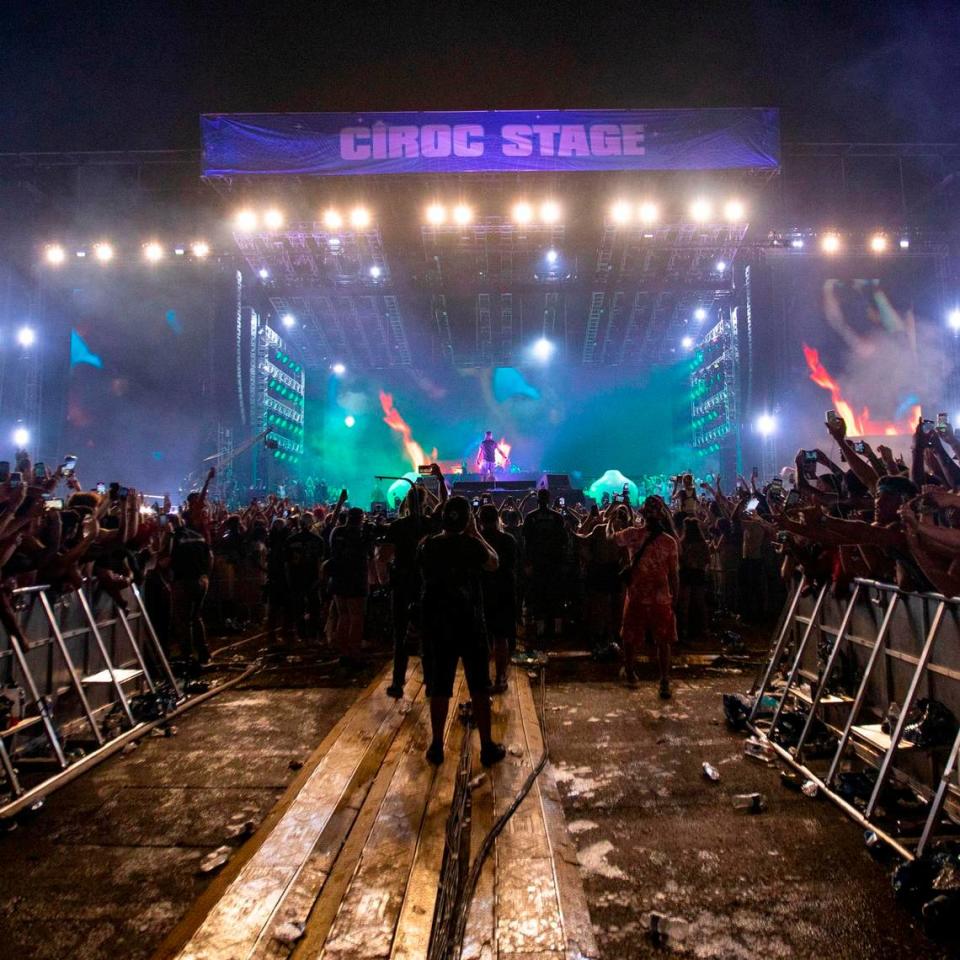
top-left (749, 576), bottom-right (806, 722)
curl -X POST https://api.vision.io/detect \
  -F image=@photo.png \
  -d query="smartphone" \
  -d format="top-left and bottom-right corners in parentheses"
top-left (44, 497), bottom-right (63, 510)
top-left (471, 498), bottom-right (480, 509)
top-left (852, 440), bottom-right (866, 454)
top-left (745, 497), bottom-right (759, 512)
top-left (0, 462), bottom-right (8, 484)
top-left (9, 472), bottom-right (22, 489)
top-left (417, 464), bottom-right (433, 475)
top-left (785, 489), bottom-right (801, 508)
top-left (559, 497), bottom-right (566, 507)
top-left (96, 482), bottom-right (107, 495)
top-left (118, 486), bottom-right (129, 499)
top-left (825, 410), bottom-right (839, 425)
top-left (921, 419), bottom-right (936, 435)
top-left (803, 450), bottom-right (818, 462)
top-left (61, 454), bottom-right (78, 478)
top-left (937, 413), bottom-right (950, 434)
top-left (34, 462), bottom-right (47, 480)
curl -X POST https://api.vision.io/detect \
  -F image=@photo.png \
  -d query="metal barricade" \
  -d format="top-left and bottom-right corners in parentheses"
top-left (752, 577), bottom-right (960, 859)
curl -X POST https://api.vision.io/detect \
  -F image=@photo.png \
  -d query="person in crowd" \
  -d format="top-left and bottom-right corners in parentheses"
top-left (284, 512), bottom-right (326, 640)
top-left (477, 503), bottom-right (517, 693)
top-left (521, 488), bottom-right (568, 640)
top-left (169, 513), bottom-right (213, 663)
top-left (417, 496), bottom-right (505, 767)
top-left (677, 515), bottom-right (711, 643)
top-left (328, 505), bottom-right (373, 664)
top-left (576, 502), bottom-right (627, 655)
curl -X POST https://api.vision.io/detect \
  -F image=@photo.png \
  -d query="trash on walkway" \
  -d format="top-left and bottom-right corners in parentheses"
top-left (744, 736), bottom-right (775, 764)
top-left (702, 762), bottom-right (721, 781)
top-left (121, 742), bottom-right (137, 755)
top-left (468, 772), bottom-right (487, 790)
top-left (732, 793), bottom-right (766, 814)
top-left (801, 780), bottom-right (819, 798)
top-left (641, 910), bottom-right (690, 945)
top-left (198, 845), bottom-right (232, 874)
top-left (288, 758), bottom-right (304, 771)
top-left (273, 921), bottom-right (305, 944)
top-left (226, 819), bottom-right (255, 839)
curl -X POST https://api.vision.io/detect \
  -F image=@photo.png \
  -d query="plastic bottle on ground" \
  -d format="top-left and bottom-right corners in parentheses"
top-left (732, 792), bottom-right (766, 813)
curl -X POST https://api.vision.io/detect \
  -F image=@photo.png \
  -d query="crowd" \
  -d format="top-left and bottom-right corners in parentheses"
top-left (1, 411), bottom-right (958, 763)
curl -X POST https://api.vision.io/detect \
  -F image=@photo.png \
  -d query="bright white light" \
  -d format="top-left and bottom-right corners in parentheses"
top-left (899, 237), bottom-right (910, 249)
top-left (610, 200), bottom-right (633, 225)
top-left (258, 267), bottom-right (269, 280)
top-left (75, 251), bottom-right (86, 258)
top-left (869, 233), bottom-right (888, 253)
top-left (425, 203), bottom-right (447, 226)
top-left (235, 209), bottom-right (258, 232)
top-left (191, 240), bottom-right (210, 258)
top-left (539, 200), bottom-right (561, 224)
top-left (512, 201), bottom-right (534, 224)
top-left (681, 335), bottom-right (694, 349)
top-left (690, 198), bottom-right (713, 222)
top-left (948, 308), bottom-right (960, 332)
top-left (532, 337), bottom-right (555, 361)
top-left (349, 206), bottom-right (371, 229)
top-left (369, 265), bottom-right (382, 278)
top-left (45, 244), bottom-right (66, 265)
top-left (694, 307), bottom-right (707, 322)
top-left (331, 362), bottom-right (346, 376)
top-left (143, 242), bottom-right (164, 263)
top-left (174, 247), bottom-right (185, 256)
top-left (281, 313), bottom-right (296, 329)
top-left (715, 260), bottom-right (727, 272)
top-left (545, 249), bottom-right (559, 265)
top-left (638, 201), bottom-right (659, 225)
top-left (93, 242), bottom-right (113, 263)
top-left (756, 413), bottom-right (777, 437)
top-left (16, 326), bottom-right (36, 349)
top-left (328, 237), bottom-right (341, 248)
top-left (344, 415), bottom-right (356, 428)
top-left (790, 237), bottom-right (805, 249)
top-left (821, 233), bottom-right (841, 254)
top-left (12, 427), bottom-right (29, 448)
top-left (452, 204), bottom-right (473, 226)
top-left (263, 208), bottom-right (284, 230)
top-left (323, 209), bottom-right (343, 230)
top-left (723, 199), bottom-right (746, 222)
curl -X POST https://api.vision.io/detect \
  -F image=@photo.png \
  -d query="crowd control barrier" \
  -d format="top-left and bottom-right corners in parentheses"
top-left (751, 577), bottom-right (960, 859)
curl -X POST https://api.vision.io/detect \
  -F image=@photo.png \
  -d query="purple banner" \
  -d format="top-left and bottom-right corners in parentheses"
top-left (201, 109), bottom-right (779, 177)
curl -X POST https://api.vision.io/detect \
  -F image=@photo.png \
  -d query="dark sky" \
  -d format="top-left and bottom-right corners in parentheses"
top-left (3, 0), bottom-right (959, 152)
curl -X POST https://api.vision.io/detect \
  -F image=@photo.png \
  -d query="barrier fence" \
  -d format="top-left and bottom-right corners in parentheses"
top-left (751, 576), bottom-right (960, 859)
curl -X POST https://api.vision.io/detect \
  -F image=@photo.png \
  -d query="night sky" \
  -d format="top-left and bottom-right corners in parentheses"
top-left (3, 0), bottom-right (959, 152)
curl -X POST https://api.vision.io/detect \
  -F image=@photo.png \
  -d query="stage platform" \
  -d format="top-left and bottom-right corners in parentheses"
top-left (451, 473), bottom-right (585, 507)
top-left (154, 663), bottom-right (597, 960)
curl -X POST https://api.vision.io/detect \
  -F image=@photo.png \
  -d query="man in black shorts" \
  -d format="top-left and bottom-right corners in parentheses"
top-left (476, 430), bottom-right (508, 481)
top-left (418, 496), bottom-right (506, 767)
top-left (478, 503), bottom-right (517, 693)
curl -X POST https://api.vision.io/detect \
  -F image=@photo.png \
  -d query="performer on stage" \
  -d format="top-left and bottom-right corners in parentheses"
top-left (476, 431), bottom-right (509, 481)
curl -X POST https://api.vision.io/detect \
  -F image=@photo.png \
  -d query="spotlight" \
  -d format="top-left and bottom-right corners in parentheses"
top-left (93, 242), bottom-right (113, 263)
top-left (16, 326), bottom-right (36, 348)
top-left (546, 249), bottom-right (559, 265)
top-left (539, 200), bottom-right (561, 224)
top-left (948, 308), bottom-right (960, 332)
top-left (532, 337), bottom-right (555, 361)
top-left (323, 209), bottom-right (343, 230)
top-left (511, 201), bottom-right (534, 225)
top-left (258, 267), bottom-right (269, 280)
top-left (174, 247), bottom-right (185, 256)
top-left (235, 209), bottom-right (258, 232)
top-left (899, 237), bottom-right (910, 249)
top-left (425, 203), bottom-right (447, 225)
top-left (869, 233), bottom-right (888, 254)
top-left (715, 260), bottom-right (727, 273)
top-left (349, 206), bottom-right (371, 229)
top-left (756, 413), bottom-right (777, 437)
top-left (638, 201), bottom-right (659, 225)
top-left (328, 237), bottom-right (341, 249)
top-left (281, 313), bottom-right (296, 329)
top-left (12, 427), bottom-right (30, 448)
top-left (821, 233), bottom-right (841, 254)
top-left (45, 244), bottom-right (66, 265)
top-left (790, 237), bottom-right (805, 249)
top-left (344, 415), bottom-right (356, 428)
top-left (369, 265), bottom-right (382, 278)
top-left (331, 362), bottom-right (346, 376)
top-left (75, 250), bottom-right (86, 258)
top-left (610, 200), bottom-right (633, 225)
top-left (452, 203), bottom-right (473, 226)
top-left (723, 199), bottom-right (746, 222)
top-left (263, 208), bottom-right (284, 230)
top-left (694, 307), bottom-right (707, 321)
top-left (143, 242), bottom-right (164, 263)
top-left (191, 240), bottom-right (210, 258)
top-left (689, 198), bottom-right (713, 222)
top-left (681, 335), bottom-right (694, 349)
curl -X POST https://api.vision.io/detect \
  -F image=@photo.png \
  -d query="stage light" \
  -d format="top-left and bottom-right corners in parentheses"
top-left (790, 237), bottom-right (805, 249)
top-left (690, 198), bottom-right (713, 222)
top-left (369, 265), bottom-right (382, 278)
top-left (948, 308), bottom-right (960, 332)
top-left (539, 200), bottom-right (561, 224)
top-left (756, 413), bottom-right (777, 437)
top-left (344, 415), bottom-right (356, 428)
top-left (323, 209), bottom-right (343, 230)
top-left (723, 199), bottom-right (745, 222)
top-left (899, 237), bottom-right (910, 249)
top-left (425, 203), bottom-right (447, 225)
top-left (328, 237), bottom-right (341, 249)
top-left (610, 200), bottom-right (633, 225)
top-left (12, 427), bottom-right (29, 448)
top-left (143, 242), bottom-right (163, 263)
top-left (694, 307), bottom-right (707, 321)
top-left (258, 267), bottom-right (269, 279)
top-left (45, 244), bottom-right (66, 265)
top-left (191, 240), bottom-right (210, 258)
top-left (281, 313), bottom-right (296, 329)
top-left (331, 362), bottom-right (346, 376)
top-left (681, 335), bottom-right (694, 349)
top-left (93, 242), bottom-right (113, 263)
top-left (511, 201), bottom-right (534, 225)
top-left (174, 247), bottom-right (185, 256)
top-left (821, 233), bottom-right (841, 254)
top-left (452, 203), bottom-right (473, 225)
top-left (715, 260), bottom-right (727, 272)
top-left (16, 326), bottom-right (36, 349)
top-left (235, 209), bottom-right (258, 232)
top-left (638, 201), bottom-right (659, 225)
top-left (263, 208), bottom-right (284, 230)
top-left (532, 337), bottom-right (555, 361)
top-left (545, 249), bottom-right (559, 265)
top-left (76, 250), bottom-right (86, 258)
top-left (869, 233), bottom-right (888, 253)
top-left (349, 206), bottom-right (371, 229)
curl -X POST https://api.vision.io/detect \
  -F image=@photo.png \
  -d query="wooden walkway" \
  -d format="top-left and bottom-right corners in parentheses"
top-left (153, 663), bottom-right (597, 960)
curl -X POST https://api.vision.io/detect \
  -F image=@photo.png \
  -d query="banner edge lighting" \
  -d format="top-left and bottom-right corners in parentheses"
top-left (200, 108), bottom-right (780, 177)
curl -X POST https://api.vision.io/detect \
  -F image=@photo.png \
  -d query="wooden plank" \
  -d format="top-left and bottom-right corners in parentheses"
top-left (175, 670), bottom-right (415, 960)
top-left (388, 670), bottom-right (468, 960)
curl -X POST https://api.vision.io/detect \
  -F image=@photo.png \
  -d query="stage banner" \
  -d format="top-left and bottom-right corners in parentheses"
top-left (201, 108), bottom-right (779, 177)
